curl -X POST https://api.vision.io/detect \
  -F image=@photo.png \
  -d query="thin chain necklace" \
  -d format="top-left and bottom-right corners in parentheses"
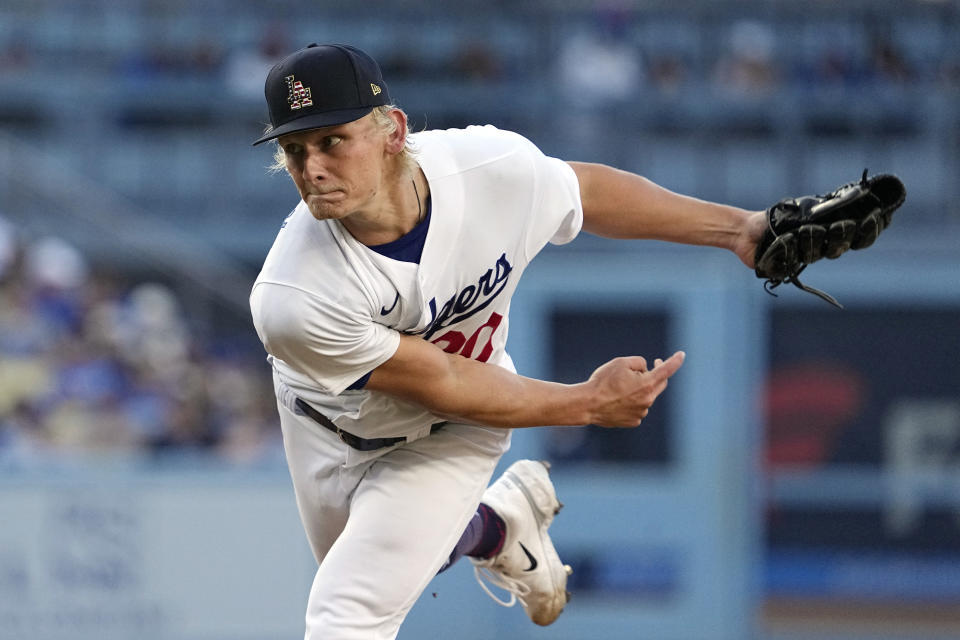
top-left (411, 177), bottom-right (423, 223)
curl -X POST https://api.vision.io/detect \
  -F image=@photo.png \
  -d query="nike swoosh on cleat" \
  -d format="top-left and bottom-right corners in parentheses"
top-left (518, 542), bottom-right (538, 572)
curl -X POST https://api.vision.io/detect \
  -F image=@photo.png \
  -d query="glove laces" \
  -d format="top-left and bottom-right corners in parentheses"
top-left (763, 265), bottom-right (844, 309)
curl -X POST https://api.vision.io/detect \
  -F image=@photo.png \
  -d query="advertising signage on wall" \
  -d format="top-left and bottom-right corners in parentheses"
top-left (766, 306), bottom-right (960, 602)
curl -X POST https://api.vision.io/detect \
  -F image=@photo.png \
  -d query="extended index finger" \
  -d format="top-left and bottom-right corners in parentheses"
top-left (650, 351), bottom-right (685, 381)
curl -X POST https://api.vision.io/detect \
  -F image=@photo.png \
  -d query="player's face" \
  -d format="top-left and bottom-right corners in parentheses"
top-left (278, 114), bottom-right (392, 222)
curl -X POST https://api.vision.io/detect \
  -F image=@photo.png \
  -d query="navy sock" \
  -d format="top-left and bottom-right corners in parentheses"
top-left (437, 503), bottom-right (505, 573)
top-left (471, 503), bottom-right (506, 558)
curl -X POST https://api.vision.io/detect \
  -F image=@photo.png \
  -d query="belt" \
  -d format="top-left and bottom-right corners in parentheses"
top-left (294, 397), bottom-right (445, 452)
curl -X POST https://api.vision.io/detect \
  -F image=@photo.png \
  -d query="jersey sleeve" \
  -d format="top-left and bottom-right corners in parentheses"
top-left (523, 147), bottom-right (584, 260)
top-left (250, 282), bottom-right (400, 396)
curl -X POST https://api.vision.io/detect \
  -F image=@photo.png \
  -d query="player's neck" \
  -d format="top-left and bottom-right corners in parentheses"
top-left (340, 165), bottom-right (429, 246)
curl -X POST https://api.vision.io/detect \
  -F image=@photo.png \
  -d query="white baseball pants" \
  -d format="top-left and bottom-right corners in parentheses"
top-left (275, 379), bottom-right (511, 640)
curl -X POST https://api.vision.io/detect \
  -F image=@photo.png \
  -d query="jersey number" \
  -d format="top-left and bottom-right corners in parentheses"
top-left (430, 312), bottom-right (503, 363)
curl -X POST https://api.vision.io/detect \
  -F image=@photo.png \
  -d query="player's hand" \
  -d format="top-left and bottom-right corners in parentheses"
top-left (584, 351), bottom-right (685, 428)
top-left (732, 210), bottom-right (767, 269)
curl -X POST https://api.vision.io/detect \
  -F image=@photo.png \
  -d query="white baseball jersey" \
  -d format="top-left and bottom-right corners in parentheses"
top-left (250, 125), bottom-right (583, 441)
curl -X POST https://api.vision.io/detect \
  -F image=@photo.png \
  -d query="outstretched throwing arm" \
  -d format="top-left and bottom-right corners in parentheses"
top-left (365, 334), bottom-right (685, 429)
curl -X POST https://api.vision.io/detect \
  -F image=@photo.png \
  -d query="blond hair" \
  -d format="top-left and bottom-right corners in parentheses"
top-left (268, 105), bottom-right (417, 174)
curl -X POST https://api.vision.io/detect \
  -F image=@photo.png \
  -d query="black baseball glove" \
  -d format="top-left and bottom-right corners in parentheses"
top-left (755, 170), bottom-right (906, 308)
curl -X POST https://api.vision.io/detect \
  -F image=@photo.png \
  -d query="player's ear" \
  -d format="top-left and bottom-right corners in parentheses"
top-left (383, 108), bottom-right (408, 155)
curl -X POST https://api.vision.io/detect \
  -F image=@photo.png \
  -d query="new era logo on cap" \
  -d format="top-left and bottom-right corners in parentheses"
top-left (252, 43), bottom-right (391, 146)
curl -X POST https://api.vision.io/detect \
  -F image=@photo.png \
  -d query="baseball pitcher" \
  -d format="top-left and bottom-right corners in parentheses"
top-left (249, 44), bottom-right (904, 640)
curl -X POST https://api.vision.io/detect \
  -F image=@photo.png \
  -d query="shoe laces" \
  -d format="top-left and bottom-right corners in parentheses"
top-left (473, 564), bottom-right (530, 609)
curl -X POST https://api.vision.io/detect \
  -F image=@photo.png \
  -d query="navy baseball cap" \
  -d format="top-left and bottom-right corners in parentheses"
top-left (252, 43), bottom-right (391, 146)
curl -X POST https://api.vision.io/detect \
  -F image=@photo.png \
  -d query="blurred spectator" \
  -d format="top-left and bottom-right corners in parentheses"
top-left (712, 20), bottom-right (780, 97)
top-left (451, 40), bottom-right (503, 83)
top-left (118, 283), bottom-right (192, 381)
top-left (0, 400), bottom-right (47, 463)
top-left (146, 386), bottom-right (217, 453)
top-left (0, 222), bottom-right (280, 466)
top-left (224, 22), bottom-right (290, 98)
top-left (812, 47), bottom-right (864, 88)
top-left (868, 36), bottom-right (914, 85)
top-left (647, 54), bottom-right (688, 97)
top-left (208, 358), bottom-right (284, 464)
top-left (0, 226), bottom-right (49, 438)
top-left (123, 41), bottom-right (224, 81)
top-left (940, 56), bottom-right (960, 89)
top-left (557, 6), bottom-right (644, 109)
top-left (0, 31), bottom-right (32, 73)
top-left (379, 39), bottom-right (423, 80)
top-left (554, 4), bottom-right (643, 156)
top-left (0, 216), bottom-right (17, 280)
top-left (24, 236), bottom-right (89, 336)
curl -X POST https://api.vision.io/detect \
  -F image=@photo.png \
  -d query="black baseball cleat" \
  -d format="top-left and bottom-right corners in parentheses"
top-left (471, 460), bottom-right (573, 626)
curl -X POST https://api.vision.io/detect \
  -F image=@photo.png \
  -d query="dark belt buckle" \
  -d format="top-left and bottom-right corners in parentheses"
top-left (336, 428), bottom-right (350, 446)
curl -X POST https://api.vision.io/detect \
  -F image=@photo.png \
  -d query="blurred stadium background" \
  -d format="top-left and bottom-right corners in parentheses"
top-left (1, 1), bottom-right (959, 639)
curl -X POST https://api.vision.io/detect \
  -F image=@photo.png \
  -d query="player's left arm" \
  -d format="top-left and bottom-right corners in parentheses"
top-left (568, 161), bottom-right (767, 268)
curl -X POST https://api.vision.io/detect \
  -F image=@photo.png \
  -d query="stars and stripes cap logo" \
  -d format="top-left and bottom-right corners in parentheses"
top-left (285, 75), bottom-right (313, 110)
